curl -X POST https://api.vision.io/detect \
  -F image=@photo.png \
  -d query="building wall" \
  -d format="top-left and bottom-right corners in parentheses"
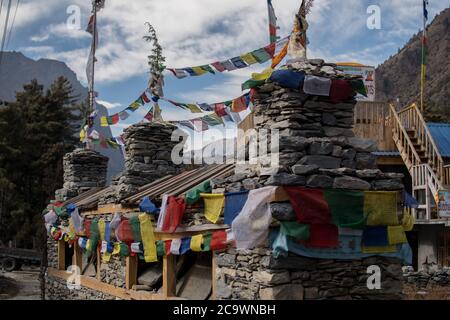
top-left (417, 224), bottom-right (444, 270)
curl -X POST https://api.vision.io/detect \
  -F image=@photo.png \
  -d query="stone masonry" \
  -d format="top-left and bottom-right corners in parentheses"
top-left (214, 59), bottom-right (407, 300)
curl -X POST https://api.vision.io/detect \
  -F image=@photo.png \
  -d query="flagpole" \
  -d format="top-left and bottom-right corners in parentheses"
top-left (420, 2), bottom-right (426, 112)
top-left (89, 1), bottom-right (97, 115)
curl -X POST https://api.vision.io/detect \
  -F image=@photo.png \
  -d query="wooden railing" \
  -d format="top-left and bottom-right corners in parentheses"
top-left (389, 104), bottom-right (422, 170)
top-left (353, 102), bottom-right (396, 151)
top-left (397, 103), bottom-right (446, 185)
top-left (412, 164), bottom-right (441, 200)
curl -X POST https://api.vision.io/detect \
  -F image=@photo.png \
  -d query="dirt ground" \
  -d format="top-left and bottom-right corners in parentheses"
top-left (0, 266), bottom-right (41, 300)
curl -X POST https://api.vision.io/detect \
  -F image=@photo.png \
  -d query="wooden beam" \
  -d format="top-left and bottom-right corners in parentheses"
top-left (163, 254), bottom-right (176, 298)
top-left (126, 255), bottom-right (138, 290)
top-left (81, 204), bottom-right (137, 216)
top-left (48, 268), bottom-right (164, 300)
top-left (377, 157), bottom-right (405, 166)
top-left (57, 240), bottom-right (66, 271)
top-left (96, 248), bottom-right (101, 281)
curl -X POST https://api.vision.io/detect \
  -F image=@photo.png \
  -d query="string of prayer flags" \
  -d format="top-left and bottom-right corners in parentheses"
top-left (100, 91), bottom-right (155, 127)
top-left (190, 234), bottom-right (204, 252)
top-left (267, 0), bottom-right (278, 44)
top-left (201, 193), bottom-right (225, 224)
top-left (224, 191), bottom-right (249, 226)
top-left (139, 197), bottom-right (158, 214)
top-left (166, 36), bottom-right (289, 78)
top-left (180, 238), bottom-right (191, 255)
top-left (210, 230), bottom-right (228, 251)
top-left (270, 69), bottom-right (305, 90)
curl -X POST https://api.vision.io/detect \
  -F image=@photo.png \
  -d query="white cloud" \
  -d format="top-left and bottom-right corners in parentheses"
top-left (96, 100), bottom-right (122, 109)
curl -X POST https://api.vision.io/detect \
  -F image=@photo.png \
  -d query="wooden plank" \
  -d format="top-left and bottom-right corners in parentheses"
top-left (96, 248), bottom-right (101, 281)
top-left (48, 268), bottom-right (165, 300)
top-left (376, 157), bottom-right (405, 166)
top-left (81, 204), bottom-right (137, 216)
top-left (126, 256), bottom-right (138, 290)
top-left (57, 240), bottom-right (66, 271)
top-left (163, 254), bottom-right (177, 298)
top-left (271, 186), bottom-right (289, 202)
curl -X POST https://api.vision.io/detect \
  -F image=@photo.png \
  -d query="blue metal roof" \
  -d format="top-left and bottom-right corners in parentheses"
top-left (372, 151), bottom-right (400, 157)
top-left (427, 123), bottom-right (450, 158)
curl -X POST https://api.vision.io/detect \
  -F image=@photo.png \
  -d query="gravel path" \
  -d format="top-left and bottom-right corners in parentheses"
top-left (0, 266), bottom-right (41, 300)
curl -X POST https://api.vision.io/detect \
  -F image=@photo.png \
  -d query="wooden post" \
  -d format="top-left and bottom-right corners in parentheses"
top-left (73, 241), bottom-right (83, 271)
top-left (96, 248), bottom-right (101, 281)
top-left (163, 254), bottom-right (176, 298)
top-left (126, 255), bottom-right (138, 290)
top-left (211, 253), bottom-right (217, 300)
top-left (57, 240), bottom-right (66, 271)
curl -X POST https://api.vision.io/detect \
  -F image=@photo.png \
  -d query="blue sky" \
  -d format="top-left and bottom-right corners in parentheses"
top-left (3, 0), bottom-right (450, 141)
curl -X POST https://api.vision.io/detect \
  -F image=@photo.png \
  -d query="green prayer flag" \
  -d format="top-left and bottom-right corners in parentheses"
top-left (202, 232), bottom-right (212, 252)
top-left (120, 243), bottom-right (130, 257)
top-left (129, 216), bottom-right (142, 242)
top-left (324, 190), bottom-right (366, 229)
top-left (242, 78), bottom-right (266, 91)
top-left (88, 219), bottom-right (100, 258)
top-left (351, 79), bottom-right (368, 97)
top-left (200, 65), bottom-right (215, 74)
top-left (280, 222), bottom-right (310, 240)
top-left (156, 240), bottom-right (165, 256)
top-left (186, 180), bottom-right (212, 205)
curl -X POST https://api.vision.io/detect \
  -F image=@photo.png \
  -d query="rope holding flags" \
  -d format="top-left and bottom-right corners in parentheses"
top-left (166, 36), bottom-right (289, 79)
top-left (420, 0), bottom-right (429, 111)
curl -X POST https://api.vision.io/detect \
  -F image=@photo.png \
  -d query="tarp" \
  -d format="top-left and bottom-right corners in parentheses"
top-left (271, 229), bottom-right (412, 264)
top-left (232, 186), bottom-right (277, 250)
top-left (224, 191), bottom-right (249, 226)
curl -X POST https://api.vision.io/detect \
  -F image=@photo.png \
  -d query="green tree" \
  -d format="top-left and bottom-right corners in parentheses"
top-left (0, 77), bottom-right (80, 247)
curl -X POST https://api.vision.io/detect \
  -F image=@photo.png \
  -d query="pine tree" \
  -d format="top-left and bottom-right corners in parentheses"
top-left (0, 77), bottom-right (81, 247)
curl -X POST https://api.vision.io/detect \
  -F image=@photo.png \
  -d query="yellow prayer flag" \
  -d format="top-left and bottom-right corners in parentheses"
top-left (201, 193), bottom-right (225, 224)
top-left (98, 219), bottom-right (105, 242)
top-left (192, 66), bottom-right (208, 75)
top-left (100, 116), bottom-right (108, 127)
top-left (190, 234), bottom-right (203, 252)
top-left (185, 104), bottom-right (203, 113)
top-left (364, 191), bottom-right (399, 226)
top-left (79, 128), bottom-right (86, 142)
top-left (112, 243), bottom-right (121, 255)
top-left (251, 67), bottom-right (273, 81)
top-left (86, 239), bottom-right (92, 252)
top-left (138, 213), bottom-right (158, 263)
top-left (102, 252), bottom-right (112, 263)
top-left (241, 52), bottom-right (258, 65)
top-left (388, 225), bottom-right (408, 245)
top-left (362, 245), bottom-right (397, 254)
top-left (402, 209), bottom-right (415, 232)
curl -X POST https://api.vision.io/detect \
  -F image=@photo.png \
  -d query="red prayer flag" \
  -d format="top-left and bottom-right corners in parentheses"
top-left (284, 187), bottom-right (332, 225)
top-left (231, 96), bottom-right (247, 113)
top-left (300, 224), bottom-right (339, 248)
top-left (329, 79), bottom-right (353, 103)
top-left (111, 114), bottom-right (120, 124)
top-left (211, 61), bottom-right (226, 72)
top-left (263, 43), bottom-right (276, 57)
top-left (214, 103), bottom-right (228, 117)
top-left (165, 240), bottom-right (172, 256)
top-left (116, 219), bottom-right (134, 243)
top-left (144, 110), bottom-right (153, 122)
top-left (141, 92), bottom-right (151, 103)
top-left (162, 196), bottom-right (186, 233)
top-left (83, 220), bottom-right (91, 238)
top-left (210, 230), bottom-right (227, 251)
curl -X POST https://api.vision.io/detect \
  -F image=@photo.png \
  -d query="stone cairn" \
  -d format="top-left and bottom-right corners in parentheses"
top-left (212, 59), bottom-right (407, 300)
top-left (107, 122), bottom-right (187, 201)
top-left (54, 148), bottom-right (108, 201)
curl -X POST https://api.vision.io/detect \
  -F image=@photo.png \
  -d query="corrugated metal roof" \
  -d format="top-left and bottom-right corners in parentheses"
top-left (427, 123), bottom-right (450, 158)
